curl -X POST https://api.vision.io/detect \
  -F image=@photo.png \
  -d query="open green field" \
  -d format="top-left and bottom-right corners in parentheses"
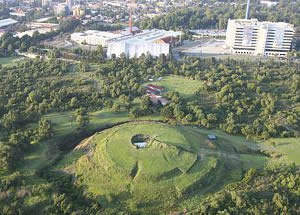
top-left (263, 138), bottom-right (300, 165)
top-left (0, 56), bottom-right (21, 64)
top-left (144, 75), bottom-right (203, 98)
top-left (44, 109), bottom-right (162, 137)
top-left (58, 121), bottom-right (268, 213)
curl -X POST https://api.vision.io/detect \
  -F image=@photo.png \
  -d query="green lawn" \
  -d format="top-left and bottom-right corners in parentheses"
top-left (144, 75), bottom-right (203, 98)
top-left (264, 138), bottom-right (300, 165)
top-left (43, 109), bottom-right (162, 137)
top-left (240, 154), bottom-right (268, 169)
top-left (0, 56), bottom-right (21, 64)
top-left (190, 127), bottom-right (259, 153)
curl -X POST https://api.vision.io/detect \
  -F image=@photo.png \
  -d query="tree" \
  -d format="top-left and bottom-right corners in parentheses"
top-left (47, 49), bottom-right (61, 59)
top-left (75, 108), bottom-right (90, 131)
top-left (0, 144), bottom-right (16, 170)
top-left (78, 63), bottom-right (87, 73)
top-left (112, 103), bottom-right (122, 112)
top-left (130, 107), bottom-right (142, 118)
top-left (38, 119), bottom-right (54, 140)
top-left (70, 97), bottom-right (79, 109)
top-left (272, 193), bottom-right (285, 209)
top-left (96, 45), bottom-right (106, 59)
top-left (141, 96), bottom-right (151, 111)
top-left (184, 114), bottom-right (193, 123)
top-left (7, 44), bottom-right (13, 52)
top-left (1, 111), bottom-right (20, 129)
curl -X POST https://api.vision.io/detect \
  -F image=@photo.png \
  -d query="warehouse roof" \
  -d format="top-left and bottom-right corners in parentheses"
top-left (109, 29), bottom-right (183, 44)
top-left (71, 30), bottom-right (121, 40)
top-left (0, 18), bottom-right (18, 28)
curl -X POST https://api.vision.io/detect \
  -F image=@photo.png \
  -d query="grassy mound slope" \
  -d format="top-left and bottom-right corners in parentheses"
top-left (60, 122), bottom-right (268, 213)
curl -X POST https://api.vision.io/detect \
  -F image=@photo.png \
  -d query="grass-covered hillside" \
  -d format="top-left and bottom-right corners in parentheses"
top-left (57, 122), bottom-right (268, 213)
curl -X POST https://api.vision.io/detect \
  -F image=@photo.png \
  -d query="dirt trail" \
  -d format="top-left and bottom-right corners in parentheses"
top-left (74, 133), bottom-right (97, 151)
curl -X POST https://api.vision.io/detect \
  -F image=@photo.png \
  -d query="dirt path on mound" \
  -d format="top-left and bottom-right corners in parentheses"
top-left (74, 133), bottom-right (97, 151)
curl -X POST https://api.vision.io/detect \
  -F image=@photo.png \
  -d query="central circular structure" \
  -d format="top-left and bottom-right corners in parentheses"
top-left (69, 122), bottom-right (244, 213)
top-left (131, 134), bottom-right (149, 148)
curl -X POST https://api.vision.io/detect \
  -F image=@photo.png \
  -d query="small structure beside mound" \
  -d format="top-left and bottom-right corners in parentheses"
top-left (208, 134), bottom-right (217, 140)
top-left (131, 134), bottom-right (150, 149)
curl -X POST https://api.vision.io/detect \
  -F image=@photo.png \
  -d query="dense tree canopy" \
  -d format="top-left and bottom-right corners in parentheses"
top-left (195, 165), bottom-right (300, 214)
top-left (139, 0), bottom-right (300, 30)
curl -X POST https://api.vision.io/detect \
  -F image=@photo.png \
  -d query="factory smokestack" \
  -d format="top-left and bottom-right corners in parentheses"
top-left (129, 8), bottom-right (132, 34)
top-left (245, 0), bottom-right (251, 19)
top-left (128, 0), bottom-right (137, 34)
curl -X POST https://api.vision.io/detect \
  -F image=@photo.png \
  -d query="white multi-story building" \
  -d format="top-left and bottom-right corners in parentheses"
top-left (226, 19), bottom-right (294, 57)
top-left (107, 29), bottom-right (182, 58)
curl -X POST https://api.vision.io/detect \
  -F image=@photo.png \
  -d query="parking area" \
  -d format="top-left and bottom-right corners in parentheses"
top-left (42, 34), bottom-right (98, 51)
top-left (173, 39), bottom-right (231, 57)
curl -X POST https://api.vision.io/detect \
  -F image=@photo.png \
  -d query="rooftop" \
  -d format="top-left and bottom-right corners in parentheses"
top-left (109, 29), bottom-right (183, 45)
top-left (34, 17), bottom-right (54, 23)
top-left (0, 18), bottom-right (18, 28)
top-left (72, 30), bottom-right (121, 40)
top-left (147, 84), bottom-right (164, 91)
top-left (208, 135), bottom-right (217, 140)
top-left (229, 19), bottom-right (294, 29)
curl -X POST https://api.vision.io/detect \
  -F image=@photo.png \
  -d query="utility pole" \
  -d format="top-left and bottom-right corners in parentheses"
top-left (245, 0), bottom-right (251, 19)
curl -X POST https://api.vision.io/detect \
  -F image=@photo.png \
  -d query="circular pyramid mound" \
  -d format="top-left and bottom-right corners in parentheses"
top-left (70, 122), bottom-right (247, 213)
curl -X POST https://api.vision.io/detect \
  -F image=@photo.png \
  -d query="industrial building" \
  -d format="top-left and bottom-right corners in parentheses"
top-left (94, 0), bottom-right (182, 58)
top-left (225, 19), bottom-right (294, 57)
top-left (107, 29), bottom-right (182, 58)
top-left (0, 18), bottom-right (18, 29)
top-left (70, 0), bottom-right (181, 58)
top-left (71, 30), bottom-right (121, 47)
top-left (70, 26), bottom-right (140, 46)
